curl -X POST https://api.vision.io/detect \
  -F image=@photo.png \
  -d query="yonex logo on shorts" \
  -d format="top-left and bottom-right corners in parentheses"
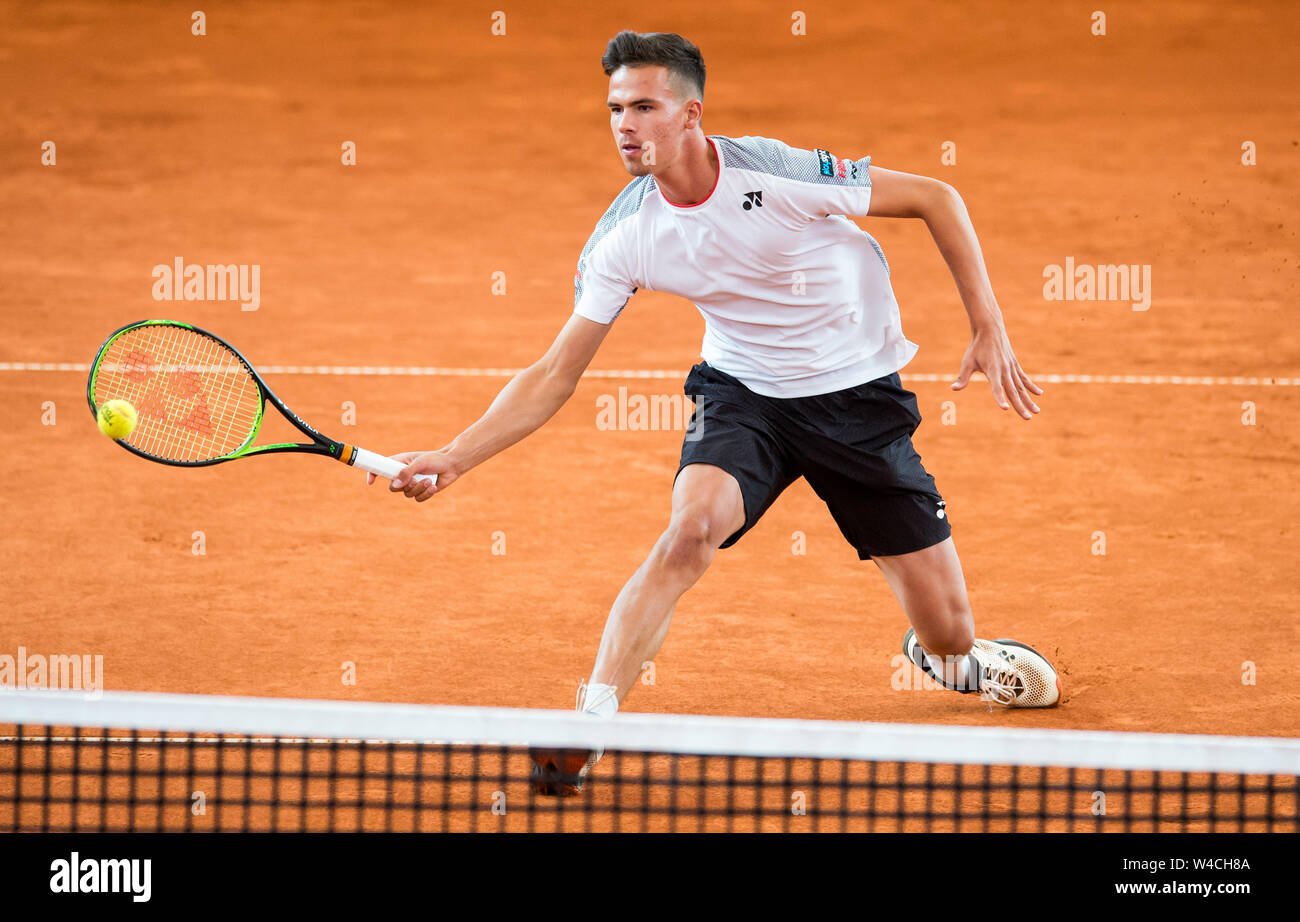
top-left (936, 501), bottom-right (946, 519)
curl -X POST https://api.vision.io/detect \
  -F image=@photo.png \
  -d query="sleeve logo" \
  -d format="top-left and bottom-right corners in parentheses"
top-left (817, 148), bottom-right (852, 179)
top-left (816, 148), bottom-right (835, 177)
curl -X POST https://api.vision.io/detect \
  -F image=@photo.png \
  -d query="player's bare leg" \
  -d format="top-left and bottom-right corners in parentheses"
top-left (875, 538), bottom-right (974, 657)
top-left (874, 537), bottom-right (975, 664)
top-left (588, 462), bottom-right (745, 701)
top-left (530, 463), bottom-right (744, 795)
top-left (875, 537), bottom-right (1060, 707)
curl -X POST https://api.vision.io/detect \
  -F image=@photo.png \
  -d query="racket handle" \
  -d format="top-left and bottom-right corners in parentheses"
top-left (351, 447), bottom-right (438, 487)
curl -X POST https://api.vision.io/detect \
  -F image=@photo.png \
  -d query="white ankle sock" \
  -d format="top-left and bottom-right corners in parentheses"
top-left (579, 682), bottom-right (619, 718)
top-left (925, 652), bottom-right (973, 691)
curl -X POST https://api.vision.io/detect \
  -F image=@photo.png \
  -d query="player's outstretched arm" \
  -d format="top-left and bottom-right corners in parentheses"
top-left (369, 314), bottom-right (612, 502)
top-left (867, 165), bottom-right (1042, 420)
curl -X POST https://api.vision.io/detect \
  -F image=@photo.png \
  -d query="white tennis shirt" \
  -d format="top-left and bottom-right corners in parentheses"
top-left (573, 135), bottom-right (918, 398)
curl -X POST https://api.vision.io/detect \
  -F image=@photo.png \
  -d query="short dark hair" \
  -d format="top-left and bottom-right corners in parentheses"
top-left (601, 31), bottom-right (705, 100)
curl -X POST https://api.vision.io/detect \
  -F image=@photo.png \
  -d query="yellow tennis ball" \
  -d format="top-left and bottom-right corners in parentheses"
top-left (97, 399), bottom-right (138, 440)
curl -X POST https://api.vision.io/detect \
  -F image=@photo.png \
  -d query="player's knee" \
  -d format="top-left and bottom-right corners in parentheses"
top-left (653, 514), bottom-right (717, 575)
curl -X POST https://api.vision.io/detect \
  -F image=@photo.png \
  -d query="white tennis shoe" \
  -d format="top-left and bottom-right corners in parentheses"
top-left (902, 628), bottom-right (1061, 708)
top-left (970, 638), bottom-right (1061, 708)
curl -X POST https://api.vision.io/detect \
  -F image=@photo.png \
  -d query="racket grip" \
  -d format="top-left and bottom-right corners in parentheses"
top-left (351, 447), bottom-right (438, 487)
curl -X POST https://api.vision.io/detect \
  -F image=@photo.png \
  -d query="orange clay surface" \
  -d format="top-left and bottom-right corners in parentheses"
top-left (1, 1), bottom-right (1297, 745)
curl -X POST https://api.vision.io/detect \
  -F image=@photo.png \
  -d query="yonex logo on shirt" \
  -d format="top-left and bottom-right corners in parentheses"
top-left (742, 191), bottom-right (763, 210)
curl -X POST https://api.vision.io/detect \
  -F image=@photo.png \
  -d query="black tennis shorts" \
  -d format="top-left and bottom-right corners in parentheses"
top-left (677, 362), bottom-right (951, 559)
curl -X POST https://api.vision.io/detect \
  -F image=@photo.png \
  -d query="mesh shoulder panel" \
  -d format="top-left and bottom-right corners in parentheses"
top-left (712, 135), bottom-right (872, 189)
top-left (574, 174), bottom-right (656, 305)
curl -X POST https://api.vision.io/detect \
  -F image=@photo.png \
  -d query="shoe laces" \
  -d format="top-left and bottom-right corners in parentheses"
top-left (974, 648), bottom-right (1023, 707)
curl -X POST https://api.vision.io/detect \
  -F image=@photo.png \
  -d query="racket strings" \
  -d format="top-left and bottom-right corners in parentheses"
top-left (91, 324), bottom-right (262, 463)
top-left (205, 334), bottom-right (254, 458)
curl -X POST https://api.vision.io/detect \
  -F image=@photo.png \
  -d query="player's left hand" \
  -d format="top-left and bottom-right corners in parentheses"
top-left (951, 325), bottom-right (1042, 419)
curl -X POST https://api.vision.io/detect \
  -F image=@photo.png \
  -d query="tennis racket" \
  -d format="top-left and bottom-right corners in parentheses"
top-left (86, 319), bottom-right (434, 487)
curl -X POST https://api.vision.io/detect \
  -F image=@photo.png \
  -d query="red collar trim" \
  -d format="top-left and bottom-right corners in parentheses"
top-left (660, 137), bottom-right (721, 209)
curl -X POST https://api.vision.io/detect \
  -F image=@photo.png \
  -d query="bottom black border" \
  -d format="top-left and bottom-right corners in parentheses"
top-left (0, 832), bottom-right (1283, 907)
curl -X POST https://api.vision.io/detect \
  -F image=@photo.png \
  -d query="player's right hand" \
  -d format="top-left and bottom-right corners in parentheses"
top-left (367, 450), bottom-right (460, 502)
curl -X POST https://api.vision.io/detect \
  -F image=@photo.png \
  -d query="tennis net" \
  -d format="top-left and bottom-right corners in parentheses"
top-left (1, 689), bottom-right (1296, 833)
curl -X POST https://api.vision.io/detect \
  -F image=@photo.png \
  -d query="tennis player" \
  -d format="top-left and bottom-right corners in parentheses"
top-left (375, 31), bottom-right (1061, 792)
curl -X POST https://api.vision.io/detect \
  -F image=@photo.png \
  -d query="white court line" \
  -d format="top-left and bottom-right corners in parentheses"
top-left (0, 361), bottom-right (1293, 386)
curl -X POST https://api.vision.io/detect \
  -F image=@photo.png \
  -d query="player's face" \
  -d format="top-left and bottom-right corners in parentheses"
top-left (606, 66), bottom-right (699, 177)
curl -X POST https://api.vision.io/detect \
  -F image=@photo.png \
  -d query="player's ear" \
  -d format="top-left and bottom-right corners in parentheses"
top-left (684, 99), bottom-right (703, 129)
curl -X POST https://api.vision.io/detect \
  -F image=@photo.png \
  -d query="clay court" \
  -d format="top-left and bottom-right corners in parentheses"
top-left (2, 0), bottom-right (1297, 770)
